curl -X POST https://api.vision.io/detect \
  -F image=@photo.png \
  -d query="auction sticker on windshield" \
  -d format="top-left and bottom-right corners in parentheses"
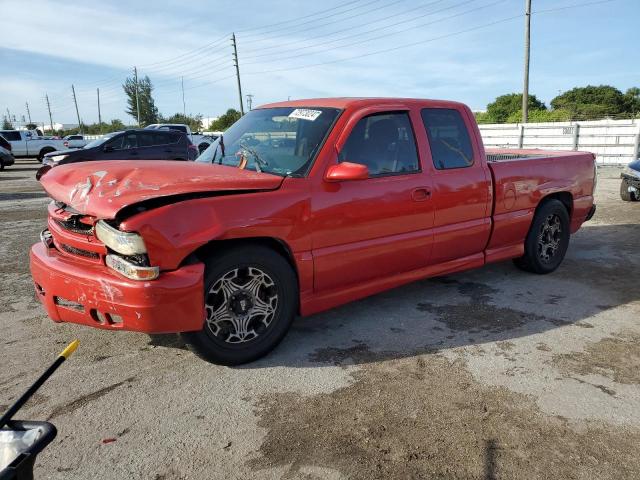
top-left (288, 109), bottom-right (322, 121)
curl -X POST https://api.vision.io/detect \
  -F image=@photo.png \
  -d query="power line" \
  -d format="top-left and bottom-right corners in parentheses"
top-left (242, 0), bottom-right (503, 66)
top-left (236, 0), bottom-right (380, 38)
top-left (240, 0), bottom-right (446, 57)
top-left (240, 0), bottom-right (394, 45)
top-left (137, 33), bottom-right (231, 68)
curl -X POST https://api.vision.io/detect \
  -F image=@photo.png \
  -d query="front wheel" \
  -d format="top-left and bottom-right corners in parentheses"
top-left (620, 179), bottom-right (639, 201)
top-left (514, 199), bottom-right (570, 274)
top-left (181, 245), bottom-right (298, 365)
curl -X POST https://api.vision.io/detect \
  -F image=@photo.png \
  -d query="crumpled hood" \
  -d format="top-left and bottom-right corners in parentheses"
top-left (40, 160), bottom-right (284, 218)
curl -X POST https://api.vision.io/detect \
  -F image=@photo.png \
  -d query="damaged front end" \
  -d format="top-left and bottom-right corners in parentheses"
top-left (30, 200), bottom-right (205, 334)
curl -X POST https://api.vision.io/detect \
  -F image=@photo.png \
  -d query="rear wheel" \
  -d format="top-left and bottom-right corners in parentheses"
top-left (181, 245), bottom-right (298, 365)
top-left (620, 179), bottom-right (639, 201)
top-left (514, 199), bottom-right (570, 274)
top-left (0, 160), bottom-right (4, 170)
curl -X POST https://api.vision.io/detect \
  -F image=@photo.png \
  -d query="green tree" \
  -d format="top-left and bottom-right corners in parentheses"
top-left (2, 117), bottom-right (13, 129)
top-left (123, 75), bottom-right (159, 126)
top-left (486, 93), bottom-right (546, 123)
top-left (550, 85), bottom-right (629, 119)
top-left (26, 123), bottom-right (38, 130)
top-left (624, 87), bottom-right (640, 116)
top-left (161, 113), bottom-right (203, 132)
top-left (210, 109), bottom-right (242, 131)
top-left (57, 119), bottom-right (130, 137)
top-left (506, 108), bottom-right (573, 123)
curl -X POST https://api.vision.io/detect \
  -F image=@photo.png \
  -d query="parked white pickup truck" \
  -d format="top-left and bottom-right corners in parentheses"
top-left (62, 134), bottom-right (87, 149)
top-left (145, 124), bottom-right (219, 154)
top-left (0, 130), bottom-right (66, 160)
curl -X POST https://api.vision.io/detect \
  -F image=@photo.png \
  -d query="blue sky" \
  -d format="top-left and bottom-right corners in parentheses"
top-left (1, 0), bottom-right (638, 126)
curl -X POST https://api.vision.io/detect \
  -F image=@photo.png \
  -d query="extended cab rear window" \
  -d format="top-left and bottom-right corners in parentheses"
top-left (421, 108), bottom-right (474, 169)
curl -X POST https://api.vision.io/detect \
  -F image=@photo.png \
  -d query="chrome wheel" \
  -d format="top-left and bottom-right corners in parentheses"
top-left (537, 214), bottom-right (562, 263)
top-left (205, 266), bottom-right (278, 344)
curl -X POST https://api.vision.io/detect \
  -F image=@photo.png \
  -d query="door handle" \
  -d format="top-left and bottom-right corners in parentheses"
top-left (411, 187), bottom-right (431, 202)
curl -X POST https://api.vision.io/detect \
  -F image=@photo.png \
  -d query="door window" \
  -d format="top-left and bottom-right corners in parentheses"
top-left (1, 131), bottom-right (21, 141)
top-left (420, 108), bottom-right (474, 169)
top-left (122, 133), bottom-right (138, 149)
top-left (138, 132), bottom-right (155, 148)
top-left (339, 112), bottom-right (419, 176)
top-left (105, 135), bottom-right (125, 150)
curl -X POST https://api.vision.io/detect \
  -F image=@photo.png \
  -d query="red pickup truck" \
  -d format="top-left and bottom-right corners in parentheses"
top-left (31, 98), bottom-right (596, 364)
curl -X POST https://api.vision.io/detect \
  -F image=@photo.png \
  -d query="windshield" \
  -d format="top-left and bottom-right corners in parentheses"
top-left (196, 107), bottom-right (340, 177)
top-left (83, 132), bottom-right (120, 149)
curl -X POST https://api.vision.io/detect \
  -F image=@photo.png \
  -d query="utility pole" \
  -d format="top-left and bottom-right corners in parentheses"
top-left (231, 33), bottom-right (245, 115)
top-left (71, 84), bottom-right (83, 133)
top-left (522, 0), bottom-right (532, 124)
top-left (6, 108), bottom-right (11, 124)
top-left (246, 94), bottom-right (254, 111)
top-left (25, 102), bottom-right (32, 124)
top-left (97, 88), bottom-right (102, 126)
top-left (181, 76), bottom-right (186, 116)
top-left (134, 66), bottom-right (141, 127)
top-left (45, 94), bottom-right (54, 132)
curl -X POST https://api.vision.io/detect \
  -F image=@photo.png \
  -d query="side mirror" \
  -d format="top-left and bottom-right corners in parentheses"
top-left (325, 162), bottom-right (369, 182)
top-left (103, 145), bottom-right (114, 153)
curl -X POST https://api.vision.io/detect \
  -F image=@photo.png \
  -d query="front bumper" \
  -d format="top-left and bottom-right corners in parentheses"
top-left (621, 173), bottom-right (640, 189)
top-left (0, 152), bottom-right (15, 167)
top-left (30, 242), bottom-right (205, 333)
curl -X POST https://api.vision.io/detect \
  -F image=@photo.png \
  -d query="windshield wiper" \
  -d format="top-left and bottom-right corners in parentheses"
top-left (238, 142), bottom-right (268, 172)
top-left (212, 135), bottom-right (225, 164)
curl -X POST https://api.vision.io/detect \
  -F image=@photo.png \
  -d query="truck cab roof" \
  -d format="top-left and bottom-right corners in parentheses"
top-left (259, 97), bottom-right (469, 111)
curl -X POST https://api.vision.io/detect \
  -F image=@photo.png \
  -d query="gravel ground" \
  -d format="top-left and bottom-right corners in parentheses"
top-left (1, 159), bottom-right (639, 479)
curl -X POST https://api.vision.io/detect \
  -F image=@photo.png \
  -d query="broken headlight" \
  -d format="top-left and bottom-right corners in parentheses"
top-left (95, 220), bottom-right (147, 255)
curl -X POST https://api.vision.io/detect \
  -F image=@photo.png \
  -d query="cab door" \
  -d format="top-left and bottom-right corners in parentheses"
top-left (311, 110), bottom-right (435, 293)
top-left (419, 107), bottom-right (492, 265)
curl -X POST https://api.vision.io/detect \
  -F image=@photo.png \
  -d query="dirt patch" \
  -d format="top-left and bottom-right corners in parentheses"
top-left (250, 355), bottom-right (640, 479)
top-left (417, 280), bottom-right (549, 335)
top-left (553, 332), bottom-right (640, 385)
top-left (417, 302), bottom-right (547, 334)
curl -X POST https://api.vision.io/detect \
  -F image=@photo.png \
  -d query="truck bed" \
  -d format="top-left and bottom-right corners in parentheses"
top-left (483, 148), bottom-right (596, 264)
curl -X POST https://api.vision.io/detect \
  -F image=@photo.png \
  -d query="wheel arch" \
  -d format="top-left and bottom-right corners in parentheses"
top-left (38, 146), bottom-right (56, 159)
top-left (538, 191), bottom-right (573, 217)
top-left (188, 236), bottom-right (302, 313)
top-left (190, 236), bottom-right (298, 279)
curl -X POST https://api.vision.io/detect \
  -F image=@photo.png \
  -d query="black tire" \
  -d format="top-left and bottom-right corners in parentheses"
top-left (0, 160), bottom-right (4, 171)
top-left (38, 148), bottom-right (55, 162)
top-left (181, 245), bottom-right (298, 365)
top-left (513, 199), bottom-right (570, 274)
top-left (620, 179), bottom-right (639, 201)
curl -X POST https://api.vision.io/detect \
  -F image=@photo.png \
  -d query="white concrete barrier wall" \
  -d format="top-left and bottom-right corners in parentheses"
top-left (479, 118), bottom-right (640, 165)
